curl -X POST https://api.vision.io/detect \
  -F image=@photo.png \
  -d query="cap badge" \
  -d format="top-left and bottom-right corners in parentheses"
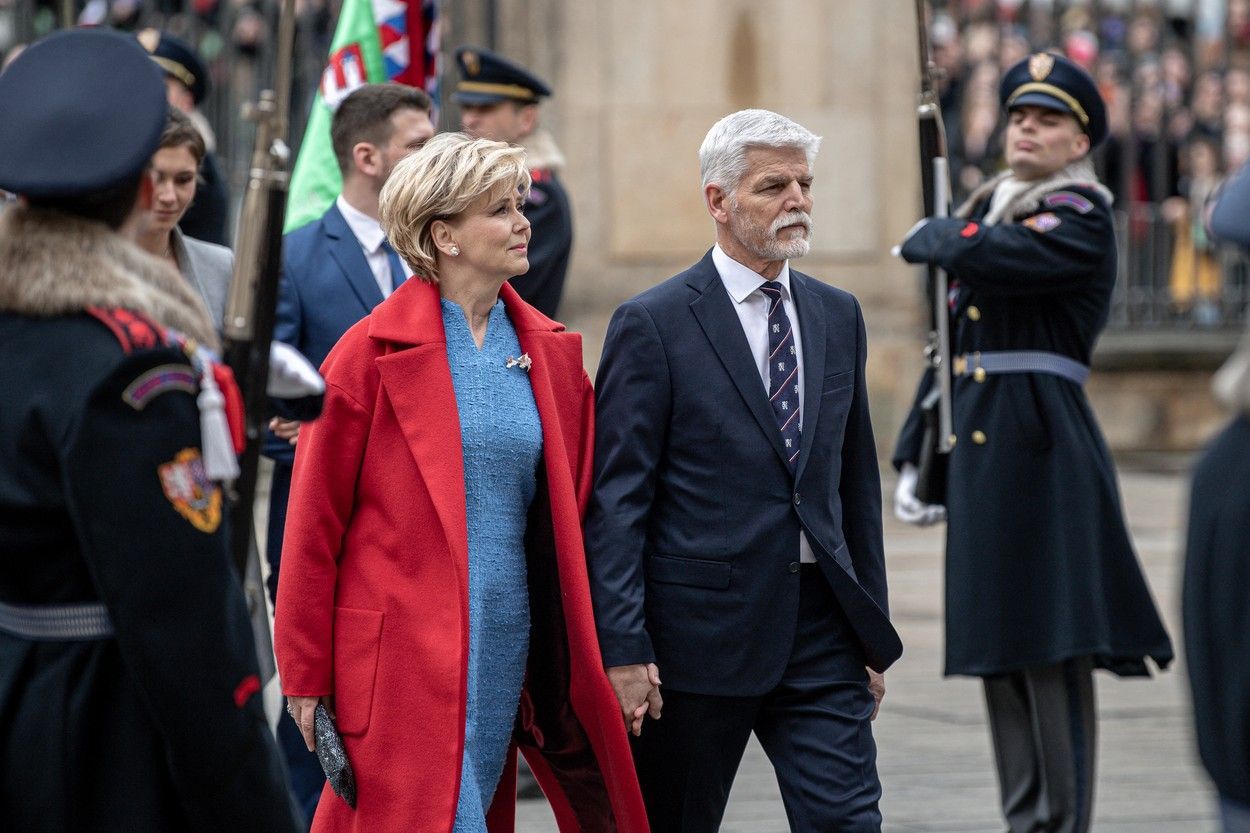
top-left (137, 28), bottom-right (161, 54)
top-left (462, 50), bottom-right (481, 77)
top-left (1029, 53), bottom-right (1055, 82)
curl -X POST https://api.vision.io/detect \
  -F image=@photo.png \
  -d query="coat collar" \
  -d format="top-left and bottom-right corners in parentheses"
top-left (369, 277), bottom-right (572, 559)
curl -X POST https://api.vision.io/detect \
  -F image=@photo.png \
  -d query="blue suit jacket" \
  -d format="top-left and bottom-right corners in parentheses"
top-left (264, 204), bottom-right (388, 466)
top-left (584, 250), bottom-right (902, 697)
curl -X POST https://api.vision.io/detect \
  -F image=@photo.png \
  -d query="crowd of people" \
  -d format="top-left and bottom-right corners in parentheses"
top-left (931, 0), bottom-right (1250, 325)
top-left (3, 13), bottom-right (1250, 833)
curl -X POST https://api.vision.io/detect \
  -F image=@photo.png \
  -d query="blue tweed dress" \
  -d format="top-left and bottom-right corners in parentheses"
top-left (442, 298), bottom-right (543, 831)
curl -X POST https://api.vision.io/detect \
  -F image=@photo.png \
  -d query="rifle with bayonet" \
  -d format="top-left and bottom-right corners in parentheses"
top-left (222, 0), bottom-right (299, 578)
top-left (912, 0), bottom-right (955, 506)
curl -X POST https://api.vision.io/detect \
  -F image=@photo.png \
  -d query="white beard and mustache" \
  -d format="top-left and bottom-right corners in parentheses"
top-left (729, 206), bottom-right (814, 261)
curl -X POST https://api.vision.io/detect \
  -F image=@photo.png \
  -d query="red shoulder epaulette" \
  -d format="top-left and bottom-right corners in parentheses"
top-left (530, 168), bottom-right (551, 184)
top-left (86, 307), bottom-right (165, 353)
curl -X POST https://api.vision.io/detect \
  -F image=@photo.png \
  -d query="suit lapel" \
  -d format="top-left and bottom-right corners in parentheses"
top-left (791, 271), bottom-right (826, 484)
top-left (687, 256), bottom-right (790, 469)
top-left (324, 206), bottom-right (384, 313)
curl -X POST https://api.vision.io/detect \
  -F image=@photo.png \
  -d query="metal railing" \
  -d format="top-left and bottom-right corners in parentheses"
top-left (1109, 202), bottom-right (1250, 333)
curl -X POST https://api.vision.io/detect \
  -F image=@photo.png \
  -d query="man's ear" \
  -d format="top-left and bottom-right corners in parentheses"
top-left (705, 183), bottom-right (732, 224)
top-left (352, 141), bottom-right (380, 178)
top-left (517, 103), bottom-right (539, 137)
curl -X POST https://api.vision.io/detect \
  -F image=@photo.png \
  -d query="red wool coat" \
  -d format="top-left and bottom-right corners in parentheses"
top-left (274, 279), bottom-right (648, 833)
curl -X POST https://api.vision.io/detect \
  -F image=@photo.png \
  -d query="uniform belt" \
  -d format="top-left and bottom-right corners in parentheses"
top-left (952, 350), bottom-right (1090, 385)
top-left (0, 600), bottom-right (115, 641)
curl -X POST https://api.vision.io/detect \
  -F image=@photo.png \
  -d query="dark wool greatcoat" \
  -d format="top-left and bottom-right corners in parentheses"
top-left (0, 207), bottom-right (299, 832)
top-left (1184, 414), bottom-right (1250, 806)
top-left (274, 278), bottom-right (648, 833)
top-left (895, 163), bottom-right (1174, 678)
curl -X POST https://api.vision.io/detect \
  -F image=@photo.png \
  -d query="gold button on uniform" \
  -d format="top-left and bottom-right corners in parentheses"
top-left (972, 430), bottom-right (987, 445)
top-left (973, 367), bottom-right (987, 383)
top-left (967, 306), bottom-right (981, 321)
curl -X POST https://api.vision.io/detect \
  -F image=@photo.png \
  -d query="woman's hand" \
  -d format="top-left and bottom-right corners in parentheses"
top-left (286, 695), bottom-right (334, 752)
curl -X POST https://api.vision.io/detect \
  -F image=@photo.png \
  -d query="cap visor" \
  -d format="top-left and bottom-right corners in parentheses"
top-left (453, 90), bottom-right (513, 105)
top-left (1009, 91), bottom-right (1076, 117)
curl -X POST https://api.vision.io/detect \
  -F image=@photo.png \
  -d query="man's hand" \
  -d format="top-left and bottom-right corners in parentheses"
top-left (269, 417), bottom-right (300, 446)
top-left (606, 663), bottom-right (662, 736)
top-left (867, 669), bottom-right (885, 721)
top-left (894, 462), bottom-right (946, 526)
top-left (287, 695), bottom-right (334, 751)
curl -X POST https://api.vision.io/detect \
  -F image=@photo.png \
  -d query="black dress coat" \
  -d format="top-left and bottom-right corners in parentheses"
top-left (895, 178), bottom-right (1174, 677)
top-left (0, 311), bottom-right (298, 832)
top-left (1184, 414), bottom-right (1250, 806)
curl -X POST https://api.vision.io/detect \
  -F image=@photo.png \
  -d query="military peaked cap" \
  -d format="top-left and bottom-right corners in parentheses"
top-left (0, 29), bottom-right (168, 199)
top-left (137, 29), bottom-right (208, 105)
top-left (453, 46), bottom-right (551, 105)
top-left (1000, 52), bottom-right (1108, 147)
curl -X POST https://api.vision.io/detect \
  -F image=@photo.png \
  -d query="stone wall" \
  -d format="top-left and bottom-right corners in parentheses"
top-left (445, 0), bottom-right (1233, 454)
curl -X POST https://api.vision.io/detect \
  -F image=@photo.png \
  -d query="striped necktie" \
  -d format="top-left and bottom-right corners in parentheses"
top-left (760, 280), bottom-right (801, 469)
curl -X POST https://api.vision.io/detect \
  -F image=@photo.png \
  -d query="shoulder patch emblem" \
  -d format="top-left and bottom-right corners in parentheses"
top-left (158, 448), bottom-right (222, 534)
top-left (86, 307), bottom-right (164, 353)
top-left (1044, 191), bottom-right (1095, 214)
top-left (123, 365), bottom-right (198, 410)
top-left (960, 222), bottom-right (980, 238)
top-left (1024, 212), bottom-right (1063, 233)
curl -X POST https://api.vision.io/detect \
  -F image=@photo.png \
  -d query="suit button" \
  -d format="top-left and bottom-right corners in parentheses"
top-left (788, 562), bottom-right (800, 573)
top-left (793, 492), bottom-right (802, 505)
top-left (972, 430), bottom-right (987, 445)
top-left (968, 305), bottom-right (982, 321)
top-left (974, 367), bottom-right (987, 383)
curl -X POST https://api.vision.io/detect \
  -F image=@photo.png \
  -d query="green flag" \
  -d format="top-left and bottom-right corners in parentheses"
top-left (284, 0), bottom-right (388, 232)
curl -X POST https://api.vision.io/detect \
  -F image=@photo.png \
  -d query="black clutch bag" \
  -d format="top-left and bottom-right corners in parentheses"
top-left (314, 704), bottom-right (357, 808)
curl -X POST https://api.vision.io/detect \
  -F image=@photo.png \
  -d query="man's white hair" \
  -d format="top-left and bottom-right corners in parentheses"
top-left (699, 109), bottom-right (822, 193)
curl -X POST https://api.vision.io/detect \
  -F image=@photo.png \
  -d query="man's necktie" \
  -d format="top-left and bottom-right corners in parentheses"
top-left (380, 238), bottom-right (406, 292)
top-left (760, 280), bottom-right (801, 469)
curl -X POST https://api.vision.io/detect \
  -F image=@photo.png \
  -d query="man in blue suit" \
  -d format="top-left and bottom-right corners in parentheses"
top-left (264, 82), bottom-right (433, 828)
top-left (585, 109), bottom-right (902, 833)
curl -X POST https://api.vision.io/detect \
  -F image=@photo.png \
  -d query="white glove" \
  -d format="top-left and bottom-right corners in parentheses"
top-left (893, 462), bottom-right (947, 526)
top-left (267, 341), bottom-right (326, 399)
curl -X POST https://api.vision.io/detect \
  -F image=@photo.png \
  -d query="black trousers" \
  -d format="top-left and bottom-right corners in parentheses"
top-left (632, 566), bottom-right (882, 833)
top-left (983, 657), bottom-right (1096, 833)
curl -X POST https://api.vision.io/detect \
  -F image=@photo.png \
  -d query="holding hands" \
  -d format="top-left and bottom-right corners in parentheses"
top-left (606, 663), bottom-right (663, 736)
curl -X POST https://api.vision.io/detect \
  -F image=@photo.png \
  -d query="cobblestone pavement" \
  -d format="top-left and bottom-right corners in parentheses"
top-left (516, 468), bottom-right (1220, 832)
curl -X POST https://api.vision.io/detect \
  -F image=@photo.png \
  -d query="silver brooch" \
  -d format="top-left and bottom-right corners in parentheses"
top-left (505, 353), bottom-right (532, 372)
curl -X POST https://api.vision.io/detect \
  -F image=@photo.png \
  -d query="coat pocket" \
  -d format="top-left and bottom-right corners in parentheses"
top-left (332, 606), bottom-right (384, 736)
top-left (821, 369), bottom-right (854, 396)
top-left (646, 553), bottom-right (732, 590)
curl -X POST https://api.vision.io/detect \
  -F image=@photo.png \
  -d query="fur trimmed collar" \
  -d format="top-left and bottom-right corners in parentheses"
top-left (0, 206), bottom-right (218, 349)
top-left (957, 158), bottom-right (1114, 225)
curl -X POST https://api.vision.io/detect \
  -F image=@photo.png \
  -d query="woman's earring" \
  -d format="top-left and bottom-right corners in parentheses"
top-left (449, 245), bottom-right (460, 256)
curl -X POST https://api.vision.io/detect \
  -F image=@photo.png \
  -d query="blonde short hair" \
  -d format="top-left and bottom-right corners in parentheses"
top-left (379, 132), bottom-right (531, 283)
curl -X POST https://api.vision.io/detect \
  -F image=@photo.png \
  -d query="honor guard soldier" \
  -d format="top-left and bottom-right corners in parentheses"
top-left (892, 53), bottom-right (1174, 833)
top-left (0, 30), bottom-right (299, 832)
top-left (455, 46), bottom-right (573, 318)
top-left (1185, 164), bottom-right (1250, 833)
top-left (137, 28), bottom-right (232, 245)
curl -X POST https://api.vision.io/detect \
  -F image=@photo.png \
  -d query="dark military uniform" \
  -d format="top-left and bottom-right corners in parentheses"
top-left (453, 46), bottom-right (574, 319)
top-left (514, 166), bottom-right (573, 318)
top-left (1185, 163), bottom-right (1250, 828)
top-left (894, 53), bottom-right (1173, 833)
top-left (895, 181), bottom-right (1173, 678)
top-left (0, 30), bottom-right (297, 833)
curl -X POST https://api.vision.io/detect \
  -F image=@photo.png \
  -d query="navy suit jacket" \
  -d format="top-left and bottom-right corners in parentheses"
top-left (585, 250), bottom-right (902, 697)
top-left (264, 204), bottom-right (390, 466)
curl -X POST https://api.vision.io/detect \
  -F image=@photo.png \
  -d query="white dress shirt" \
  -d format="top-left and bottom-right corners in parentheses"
top-left (712, 244), bottom-right (816, 563)
top-left (336, 195), bottom-right (412, 298)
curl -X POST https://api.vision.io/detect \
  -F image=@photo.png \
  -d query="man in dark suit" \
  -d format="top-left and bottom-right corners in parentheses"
top-left (585, 109), bottom-right (902, 833)
top-left (263, 82), bottom-right (433, 828)
top-left (453, 46), bottom-right (573, 318)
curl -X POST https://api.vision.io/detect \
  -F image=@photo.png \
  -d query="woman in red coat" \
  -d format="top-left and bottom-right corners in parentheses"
top-left (274, 133), bottom-right (647, 833)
